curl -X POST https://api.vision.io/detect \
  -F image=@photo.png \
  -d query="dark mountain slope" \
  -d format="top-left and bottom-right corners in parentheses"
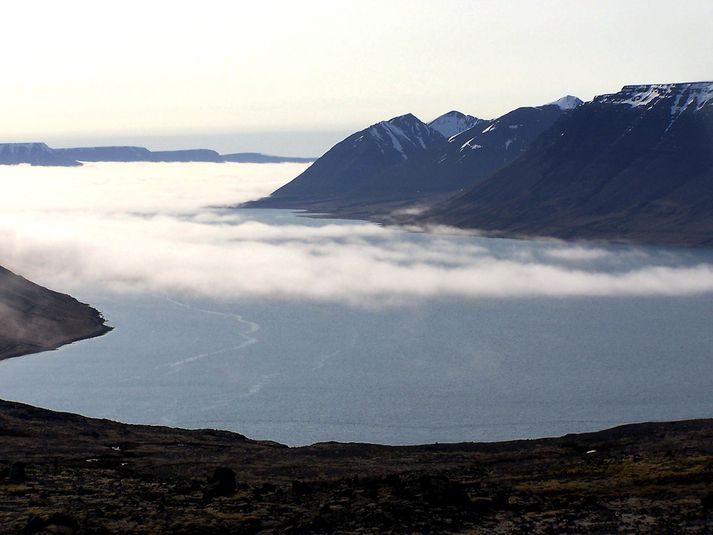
top-left (247, 114), bottom-right (449, 210)
top-left (427, 82), bottom-right (713, 245)
top-left (432, 101), bottom-right (575, 191)
top-left (248, 100), bottom-right (577, 216)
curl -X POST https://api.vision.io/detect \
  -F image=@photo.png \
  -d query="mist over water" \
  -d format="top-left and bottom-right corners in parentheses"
top-left (1, 162), bottom-right (713, 304)
top-left (0, 162), bottom-right (712, 445)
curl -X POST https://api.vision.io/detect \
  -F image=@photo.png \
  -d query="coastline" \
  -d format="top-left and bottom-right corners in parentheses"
top-left (242, 201), bottom-right (713, 249)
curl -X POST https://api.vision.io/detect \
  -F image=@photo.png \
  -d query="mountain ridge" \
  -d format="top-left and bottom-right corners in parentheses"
top-left (247, 98), bottom-right (577, 215)
top-left (423, 81), bottom-right (713, 245)
top-left (0, 143), bottom-right (315, 166)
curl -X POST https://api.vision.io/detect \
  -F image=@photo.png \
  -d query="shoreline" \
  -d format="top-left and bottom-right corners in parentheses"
top-left (242, 202), bottom-right (713, 249)
top-left (0, 323), bottom-right (112, 363)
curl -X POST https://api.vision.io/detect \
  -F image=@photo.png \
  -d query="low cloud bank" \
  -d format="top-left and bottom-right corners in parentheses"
top-left (1, 162), bottom-right (712, 305)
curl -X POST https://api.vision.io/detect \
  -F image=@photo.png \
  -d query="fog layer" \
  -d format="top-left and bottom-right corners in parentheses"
top-left (1, 162), bottom-right (712, 305)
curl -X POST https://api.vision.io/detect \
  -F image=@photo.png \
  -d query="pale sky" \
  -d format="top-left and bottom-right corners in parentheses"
top-left (1, 0), bottom-right (711, 155)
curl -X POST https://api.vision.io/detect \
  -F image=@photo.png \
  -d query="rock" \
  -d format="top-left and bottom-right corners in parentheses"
top-left (292, 479), bottom-right (313, 496)
top-left (470, 496), bottom-right (495, 514)
top-left (9, 461), bottom-right (26, 482)
top-left (207, 467), bottom-right (236, 497)
top-left (417, 475), bottom-right (471, 507)
top-left (24, 513), bottom-right (78, 535)
top-left (702, 491), bottom-right (713, 510)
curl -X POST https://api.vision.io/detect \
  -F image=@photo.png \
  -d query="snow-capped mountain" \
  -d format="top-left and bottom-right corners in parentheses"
top-left (431, 98), bottom-right (576, 187)
top-left (250, 114), bottom-right (448, 207)
top-left (0, 143), bottom-right (80, 166)
top-left (547, 95), bottom-right (584, 110)
top-left (359, 114), bottom-right (446, 160)
top-left (427, 82), bottom-right (713, 245)
top-left (595, 82), bottom-right (713, 110)
top-left (250, 99), bottom-right (580, 213)
top-left (428, 111), bottom-right (486, 139)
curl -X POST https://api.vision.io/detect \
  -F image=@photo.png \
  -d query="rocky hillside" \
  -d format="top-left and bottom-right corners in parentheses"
top-left (1, 398), bottom-right (712, 533)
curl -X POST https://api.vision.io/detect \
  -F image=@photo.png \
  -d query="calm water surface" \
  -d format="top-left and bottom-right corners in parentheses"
top-left (1, 210), bottom-right (712, 445)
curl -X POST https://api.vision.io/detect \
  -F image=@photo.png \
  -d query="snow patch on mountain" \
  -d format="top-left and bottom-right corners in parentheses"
top-left (364, 114), bottom-right (444, 160)
top-left (460, 139), bottom-right (483, 151)
top-left (547, 95), bottom-right (584, 110)
top-left (595, 82), bottom-right (713, 112)
top-left (429, 111), bottom-right (485, 138)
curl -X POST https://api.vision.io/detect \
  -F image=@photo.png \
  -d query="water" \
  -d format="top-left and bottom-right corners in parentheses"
top-left (1, 210), bottom-right (712, 446)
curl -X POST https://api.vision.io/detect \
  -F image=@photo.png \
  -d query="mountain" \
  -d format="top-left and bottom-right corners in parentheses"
top-left (249, 99), bottom-right (578, 216)
top-left (53, 146), bottom-right (313, 164)
top-left (56, 146), bottom-right (223, 162)
top-left (247, 114), bottom-right (449, 212)
top-left (547, 95), bottom-right (584, 110)
top-left (0, 143), bottom-right (80, 167)
top-left (221, 152), bottom-right (316, 163)
top-left (431, 98), bottom-right (579, 190)
top-left (428, 111), bottom-right (486, 138)
top-left (0, 265), bottom-right (111, 361)
top-left (146, 149), bottom-right (224, 162)
top-left (54, 146), bottom-right (153, 162)
top-left (426, 82), bottom-right (713, 245)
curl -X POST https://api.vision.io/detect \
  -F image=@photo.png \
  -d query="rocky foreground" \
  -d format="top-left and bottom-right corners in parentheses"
top-left (0, 398), bottom-right (712, 534)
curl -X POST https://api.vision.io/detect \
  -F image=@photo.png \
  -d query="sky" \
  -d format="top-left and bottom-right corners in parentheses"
top-left (1, 0), bottom-right (712, 155)
top-left (1, 162), bottom-right (713, 306)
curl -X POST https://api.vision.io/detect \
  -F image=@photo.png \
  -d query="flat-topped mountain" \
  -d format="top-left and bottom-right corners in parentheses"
top-left (222, 152), bottom-right (315, 163)
top-left (0, 144), bottom-right (314, 166)
top-left (0, 265), bottom-right (110, 361)
top-left (0, 143), bottom-right (80, 166)
top-left (54, 146), bottom-right (225, 162)
top-left (426, 82), bottom-right (713, 245)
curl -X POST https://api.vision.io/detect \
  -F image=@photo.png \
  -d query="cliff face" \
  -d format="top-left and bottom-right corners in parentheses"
top-left (0, 265), bottom-right (111, 361)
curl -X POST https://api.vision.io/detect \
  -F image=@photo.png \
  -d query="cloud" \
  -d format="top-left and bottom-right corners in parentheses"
top-left (1, 162), bottom-right (712, 306)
